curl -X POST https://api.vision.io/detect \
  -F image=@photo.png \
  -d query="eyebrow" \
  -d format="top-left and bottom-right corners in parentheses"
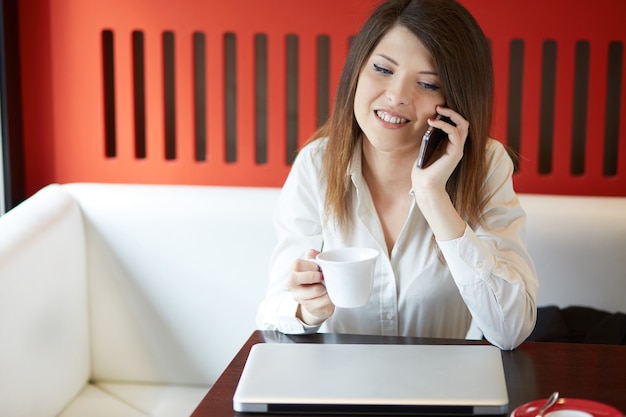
top-left (375, 54), bottom-right (439, 76)
top-left (377, 54), bottom-right (398, 65)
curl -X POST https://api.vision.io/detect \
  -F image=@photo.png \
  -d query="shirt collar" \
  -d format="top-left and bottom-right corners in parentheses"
top-left (349, 137), bottom-right (415, 198)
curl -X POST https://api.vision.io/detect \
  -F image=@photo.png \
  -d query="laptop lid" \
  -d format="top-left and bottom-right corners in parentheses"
top-left (233, 343), bottom-right (508, 415)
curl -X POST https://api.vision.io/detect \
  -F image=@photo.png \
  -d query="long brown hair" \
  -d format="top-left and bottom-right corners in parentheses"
top-left (310, 0), bottom-right (494, 230)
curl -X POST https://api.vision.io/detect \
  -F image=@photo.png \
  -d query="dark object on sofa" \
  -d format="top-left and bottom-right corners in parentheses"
top-left (528, 306), bottom-right (626, 344)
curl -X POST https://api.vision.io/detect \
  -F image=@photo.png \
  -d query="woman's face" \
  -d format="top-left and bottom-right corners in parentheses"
top-left (354, 25), bottom-right (446, 155)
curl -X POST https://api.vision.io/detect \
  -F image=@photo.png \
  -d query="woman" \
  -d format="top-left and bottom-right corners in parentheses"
top-left (256, 0), bottom-right (538, 350)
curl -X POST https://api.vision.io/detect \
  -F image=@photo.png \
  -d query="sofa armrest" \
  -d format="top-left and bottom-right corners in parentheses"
top-left (0, 184), bottom-right (90, 417)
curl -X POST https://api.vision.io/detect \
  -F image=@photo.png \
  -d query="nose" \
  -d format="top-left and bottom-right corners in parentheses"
top-left (385, 77), bottom-right (410, 105)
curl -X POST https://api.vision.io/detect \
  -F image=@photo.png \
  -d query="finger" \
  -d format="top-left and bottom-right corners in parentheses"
top-left (287, 264), bottom-right (323, 290)
top-left (293, 257), bottom-right (320, 273)
top-left (306, 248), bottom-right (320, 260)
top-left (291, 282), bottom-right (328, 304)
top-left (427, 118), bottom-right (467, 154)
top-left (434, 107), bottom-right (469, 137)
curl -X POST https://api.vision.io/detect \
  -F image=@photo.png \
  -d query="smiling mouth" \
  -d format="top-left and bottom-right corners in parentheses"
top-left (376, 110), bottom-right (409, 124)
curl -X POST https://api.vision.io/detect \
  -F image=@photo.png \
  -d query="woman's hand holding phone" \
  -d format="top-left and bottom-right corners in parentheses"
top-left (412, 107), bottom-right (469, 192)
top-left (411, 107), bottom-right (471, 241)
top-left (416, 114), bottom-right (456, 168)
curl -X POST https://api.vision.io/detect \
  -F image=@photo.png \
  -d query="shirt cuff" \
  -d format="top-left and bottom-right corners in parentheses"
top-left (277, 296), bottom-right (321, 334)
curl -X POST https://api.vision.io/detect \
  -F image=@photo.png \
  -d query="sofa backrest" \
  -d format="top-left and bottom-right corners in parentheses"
top-left (520, 194), bottom-right (626, 314)
top-left (0, 184), bottom-right (90, 417)
top-left (63, 183), bottom-right (279, 386)
top-left (2, 182), bottom-right (625, 397)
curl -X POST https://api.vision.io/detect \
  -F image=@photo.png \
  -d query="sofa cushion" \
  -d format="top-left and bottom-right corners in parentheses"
top-left (57, 383), bottom-right (208, 417)
top-left (96, 382), bottom-right (209, 417)
top-left (0, 185), bottom-right (89, 417)
top-left (57, 385), bottom-right (146, 417)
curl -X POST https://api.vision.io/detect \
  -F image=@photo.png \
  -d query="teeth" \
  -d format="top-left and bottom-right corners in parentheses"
top-left (376, 110), bottom-right (408, 124)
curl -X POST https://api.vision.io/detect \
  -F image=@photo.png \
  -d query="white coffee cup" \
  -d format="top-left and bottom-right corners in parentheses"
top-left (313, 247), bottom-right (380, 308)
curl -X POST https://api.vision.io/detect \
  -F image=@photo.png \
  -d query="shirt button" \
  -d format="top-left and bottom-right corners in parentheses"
top-left (476, 261), bottom-right (484, 269)
top-left (386, 312), bottom-right (394, 320)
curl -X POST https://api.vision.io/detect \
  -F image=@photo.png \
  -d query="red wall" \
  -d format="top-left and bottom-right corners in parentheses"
top-left (18, 0), bottom-right (626, 196)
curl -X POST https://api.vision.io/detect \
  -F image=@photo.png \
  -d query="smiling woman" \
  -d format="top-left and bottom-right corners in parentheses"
top-left (257, 0), bottom-right (539, 351)
top-left (354, 25), bottom-right (446, 154)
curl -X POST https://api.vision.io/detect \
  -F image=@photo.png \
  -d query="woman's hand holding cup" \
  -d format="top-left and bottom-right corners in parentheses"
top-left (288, 247), bottom-right (380, 326)
top-left (287, 249), bottom-right (335, 326)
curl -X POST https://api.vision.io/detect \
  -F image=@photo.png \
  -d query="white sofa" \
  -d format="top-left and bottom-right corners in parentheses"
top-left (1, 183), bottom-right (625, 417)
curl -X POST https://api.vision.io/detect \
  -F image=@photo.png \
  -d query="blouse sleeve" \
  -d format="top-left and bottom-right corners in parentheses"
top-left (255, 141), bottom-right (325, 334)
top-left (436, 140), bottom-right (539, 350)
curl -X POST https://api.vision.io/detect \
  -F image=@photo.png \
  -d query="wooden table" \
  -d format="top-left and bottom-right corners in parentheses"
top-left (191, 330), bottom-right (626, 416)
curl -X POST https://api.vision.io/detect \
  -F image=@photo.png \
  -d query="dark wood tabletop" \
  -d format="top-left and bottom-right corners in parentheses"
top-left (191, 330), bottom-right (626, 417)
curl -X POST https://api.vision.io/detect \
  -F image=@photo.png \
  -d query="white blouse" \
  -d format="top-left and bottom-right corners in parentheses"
top-left (256, 137), bottom-right (538, 350)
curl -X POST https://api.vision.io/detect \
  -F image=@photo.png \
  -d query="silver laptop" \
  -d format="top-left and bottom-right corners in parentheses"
top-left (233, 343), bottom-right (508, 415)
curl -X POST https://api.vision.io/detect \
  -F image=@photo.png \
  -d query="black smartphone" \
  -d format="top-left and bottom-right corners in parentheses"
top-left (416, 114), bottom-right (455, 168)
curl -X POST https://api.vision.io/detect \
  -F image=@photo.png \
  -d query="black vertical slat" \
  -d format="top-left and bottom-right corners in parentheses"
top-left (0, 0), bottom-right (10, 213)
top-left (1, 0), bottom-right (26, 210)
top-left (102, 30), bottom-right (116, 158)
top-left (163, 31), bottom-right (176, 160)
top-left (224, 33), bottom-right (237, 163)
top-left (507, 39), bottom-right (524, 171)
top-left (193, 32), bottom-right (206, 162)
top-left (132, 31), bottom-right (146, 159)
top-left (317, 35), bottom-right (330, 128)
top-left (538, 40), bottom-right (557, 174)
top-left (571, 41), bottom-right (590, 176)
top-left (604, 41), bottom-right (623, 177)
top-left (255, 33), bottom-right (268, 164)
top-left (286, 34), bottom-right (299, 164)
